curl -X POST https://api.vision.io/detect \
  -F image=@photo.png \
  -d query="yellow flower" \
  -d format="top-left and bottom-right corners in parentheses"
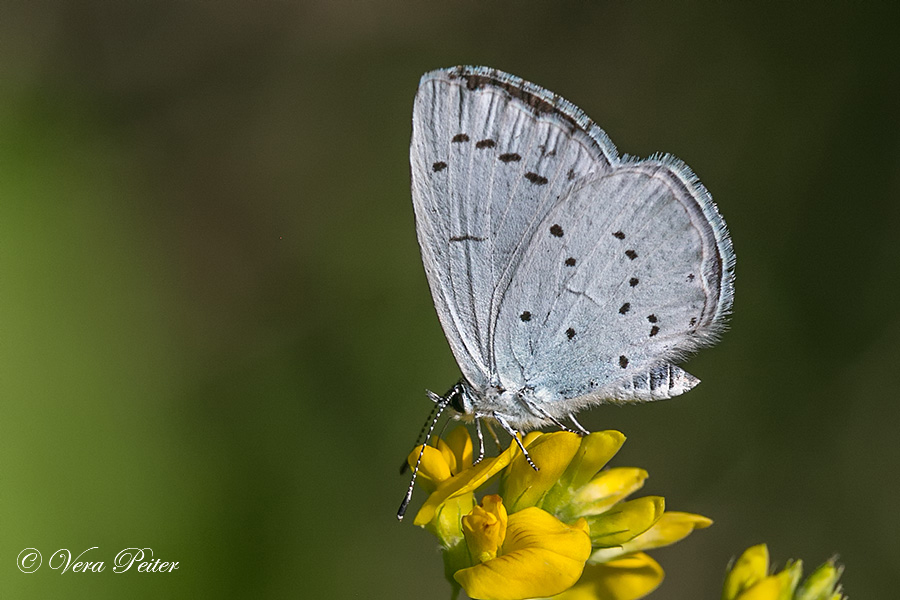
top-left (588, 511), bottom-right (714, 564)
top-left (500, 431), bottom-right (711, 557)
top-left (406, 428), bottom-right (712, 600)
top-left (497, 431), bottom-right (709, 600)
top-left (502, 430), bottom-right (625, 516)
top-left (406, 425), bottom-right (474, 492)
top-left (795, 560), bottom-right (847, 600)
top-left (500, 431), bottom-right (587, 513)
top-left (454, 495), bottom-right (592, 600)
top-left (722, 544), bottom-right (847, 600)
top-left (462, 494), bottom-right (508, 563)
top-left (722, 544), bottom-right (771, 600)
top-left (553, 553), bottom-right (664, 600)
top-left (408, 428), bottom-right (518, 529)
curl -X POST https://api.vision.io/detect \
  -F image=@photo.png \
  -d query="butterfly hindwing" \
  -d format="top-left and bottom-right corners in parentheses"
top-left (494, 158), bottom-right (733, 409)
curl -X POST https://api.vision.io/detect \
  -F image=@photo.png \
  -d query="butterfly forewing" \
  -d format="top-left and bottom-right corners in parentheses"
top-left (410, 67), bottom-right (620, 389)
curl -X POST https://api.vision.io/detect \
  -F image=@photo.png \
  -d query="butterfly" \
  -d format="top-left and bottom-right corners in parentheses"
top-left (398, 66), bottom-right (734, 519)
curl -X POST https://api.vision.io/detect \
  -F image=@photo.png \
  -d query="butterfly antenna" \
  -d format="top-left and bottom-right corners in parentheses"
top-left (397, 390), bottom-right (449, 521)
top-left (399, 394), bottom-right (442, 475)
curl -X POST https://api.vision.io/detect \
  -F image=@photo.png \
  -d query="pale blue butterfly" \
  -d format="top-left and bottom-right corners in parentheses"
top-left (399, 66), bottom-right (734, 519)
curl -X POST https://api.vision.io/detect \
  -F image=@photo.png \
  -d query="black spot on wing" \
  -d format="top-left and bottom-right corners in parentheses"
top-left (619, 355), bottom-right (629, 368)
top-left (524, 172), bottom-right (548, 185)
top-left (566, 168), bottom-right (576, 180)
top-left (499, 153), bottom-right (521, 163)
top-left (432, 161), bottom-right (447, 172)
top-left (566, 327), bottom-right (576, 340)
top-left (625, 249), bottom-right (638, 260)
top-left (452, 133), bottom-right (470, 143)
top-left (647, 314), bottom-right (658, 323)
top-left (619, 303), bottom-right (631, 315)
top-left (550, 224), bottom-right (564, 237)
top-left (520, 311), bottom-right (532, 322)
top-left (629, 277), bottom-right (639, 287)
top-left (476, 139), bottom-right (496, 149)
top-left (649, 325), bottom-right (659, 337)
top-left (613, 231), bottom-right (625, 240)
top-left (565, 257), bottom-right (576, 267)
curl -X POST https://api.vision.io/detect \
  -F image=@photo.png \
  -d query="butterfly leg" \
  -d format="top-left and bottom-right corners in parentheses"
top-left (482, 418), bottom-right (503, 452)
top-left (567, 413), bottom-right (590, 436)
top-left (473, 418), bottom-right (486, 465)
top-left (493, 414), bottom-right (538, 471)
top-left (520, 396), bottom-right (579, 434)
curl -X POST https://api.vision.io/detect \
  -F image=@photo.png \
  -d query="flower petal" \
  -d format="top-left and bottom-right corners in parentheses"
top-left (462, 495), bottom-right (509, 563)
top-left (588, 511), bottom-right (712, 563)
top-left (561, 467), bottom-right (648, 521)
top-left (414, 442), bottom-right (518, 527)
top-left (437, 436), bottom-right (459, 474)
top-left (542, 431), bottom-right (627, 516)
top-left (445, 426), bottom-right (474, 471)
top-left (500, 432), bottom-right (583, 513)
top-left (733, 575), bottom-right (785, 600)
top-left (723, 544), bottom-right (770, 600)
top-left (431, 493), bottom-right (477, 547)
top-left (553, 553), bottom-right (664, 600)
top-left (563, 431), bottom-right (627, 491)
top-left (585, 496), bottom-right (665, 548)
top-left (795, 559), bottom-right (845, 600)
top-left (406, 443), bottom-right (453, 491)
top-left (454, 507), bottom-right (591, 600)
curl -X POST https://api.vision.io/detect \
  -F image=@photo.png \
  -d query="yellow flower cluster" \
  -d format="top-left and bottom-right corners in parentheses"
top-left (722, 544), bottom-right (846, 600)
top-left (406, 427), bottom-right (711, 600)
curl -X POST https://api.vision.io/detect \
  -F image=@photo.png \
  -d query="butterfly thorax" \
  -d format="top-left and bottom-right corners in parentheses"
top-left (446, 379), bottom-right (557, 431)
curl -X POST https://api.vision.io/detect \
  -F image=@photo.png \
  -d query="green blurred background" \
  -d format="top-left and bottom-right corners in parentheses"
top-left (1, 2), bottom-right (898, 598)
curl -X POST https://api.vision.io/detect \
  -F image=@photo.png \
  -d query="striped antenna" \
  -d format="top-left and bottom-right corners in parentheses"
top-left (397, 390), bottom-right (449, 521)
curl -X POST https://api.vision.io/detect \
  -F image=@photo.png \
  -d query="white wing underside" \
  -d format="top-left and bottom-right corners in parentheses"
top-left (410, 66), bottom-right (734, 421)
